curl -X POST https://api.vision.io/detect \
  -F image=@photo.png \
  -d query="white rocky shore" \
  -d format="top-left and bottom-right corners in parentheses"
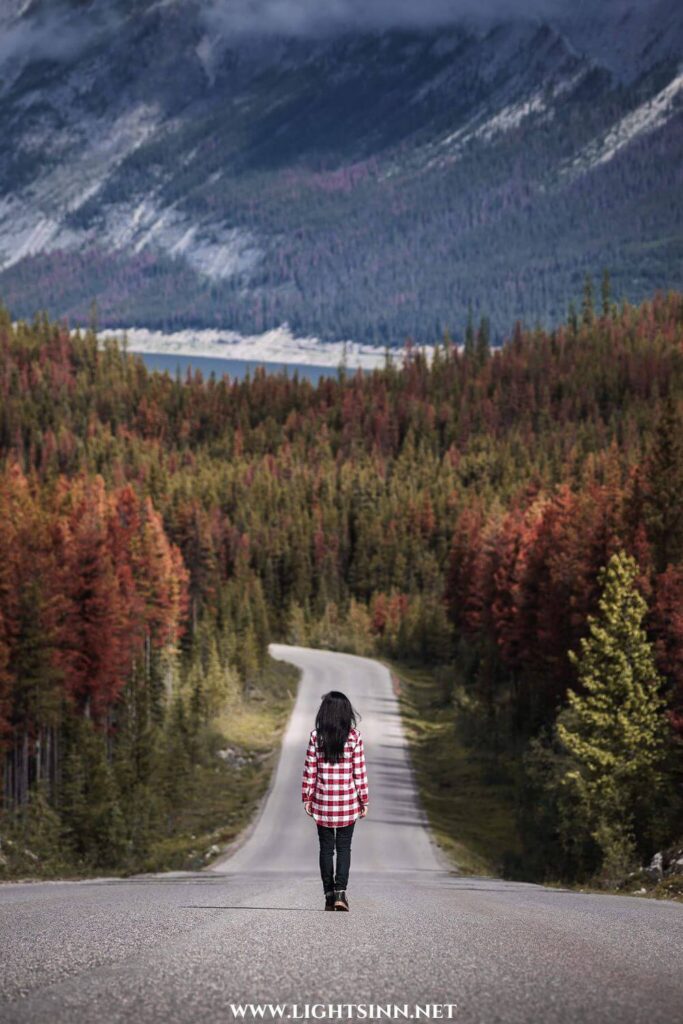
top-left (96, 323), bottom-right (434, 371)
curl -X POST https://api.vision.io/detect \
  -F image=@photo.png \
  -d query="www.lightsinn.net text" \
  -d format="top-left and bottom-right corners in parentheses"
top-left (229, 1005), bottom-right (458, 1020)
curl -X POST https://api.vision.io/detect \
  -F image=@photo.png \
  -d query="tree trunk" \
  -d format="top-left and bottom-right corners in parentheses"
top-left (21, 730), bottom-right (29, 806)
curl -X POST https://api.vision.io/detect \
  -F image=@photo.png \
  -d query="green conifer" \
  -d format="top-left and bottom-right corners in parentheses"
top-left (643, 395), bottom-right (683, 572)
top-left (555, 551), bottom-right (667, 880)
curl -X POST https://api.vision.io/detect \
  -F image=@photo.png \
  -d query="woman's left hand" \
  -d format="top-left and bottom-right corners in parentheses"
top-left (304, 800), bottom-right (314, 816)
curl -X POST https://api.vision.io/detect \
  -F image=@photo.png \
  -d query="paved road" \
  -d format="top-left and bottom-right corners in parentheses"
top-left (1, 645), bottom-right (682, 1024)
top-left (215, 644), bottom-right (443, 875)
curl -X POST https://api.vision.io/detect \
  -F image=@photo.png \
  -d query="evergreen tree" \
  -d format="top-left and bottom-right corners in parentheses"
top-left (111, 664), bottom-right (163, 861)
top-left (642, 395), bottom-right (683, 572)
top-left (287, 601), bottom-right (309, 645)
top-left (581, 274), bottom-right (595, 327)
top-left (160, 695), bottom-right (194, 825)
top-left (554, 551), bottom-right (667, 880)
top-left (475, 316), bottom-right (491, 367)
top-left (464, 303), bottom-right (475, 359)
top-left (567, 299), bottom-right (579, 337)
top-left (203, 636), bottom-right (239, 717)
top-left (59, 719), bottom-right (126, 867)
top-left (18, 782), bottom-right (65, 873)
top-left (601, 268), bottom-right (611, 318)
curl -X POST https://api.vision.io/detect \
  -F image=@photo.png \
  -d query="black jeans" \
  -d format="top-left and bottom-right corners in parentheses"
top-left (316, 822), bottom-right (355, 893)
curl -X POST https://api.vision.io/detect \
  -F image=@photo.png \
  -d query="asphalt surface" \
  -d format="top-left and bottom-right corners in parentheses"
top-left (1, 644), bottom-right (682, 1024)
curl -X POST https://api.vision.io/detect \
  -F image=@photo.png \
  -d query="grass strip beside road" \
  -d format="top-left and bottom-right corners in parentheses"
top-left (384, 659), bottom-right (522, 878)
top-left (146, 655), bottom-right (301, 873)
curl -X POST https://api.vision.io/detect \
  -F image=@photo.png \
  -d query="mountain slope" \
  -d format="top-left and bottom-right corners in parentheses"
top-left (0, 0), bottom-right (681, 344)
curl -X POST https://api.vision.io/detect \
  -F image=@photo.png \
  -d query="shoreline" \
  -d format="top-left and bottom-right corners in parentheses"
top-left (95, 323), bottom-right (422, 372)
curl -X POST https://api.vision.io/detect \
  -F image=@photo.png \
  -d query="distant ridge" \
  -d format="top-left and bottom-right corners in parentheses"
top-left (0, 0), bottom-right (681, 346)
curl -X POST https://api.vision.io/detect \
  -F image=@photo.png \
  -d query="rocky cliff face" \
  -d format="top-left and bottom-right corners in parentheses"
top-left (0, 0), bottom-right (681, 344)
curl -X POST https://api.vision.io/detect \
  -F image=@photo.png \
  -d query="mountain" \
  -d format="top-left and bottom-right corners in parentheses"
top-left (0, 0), bottom-right (681, 345)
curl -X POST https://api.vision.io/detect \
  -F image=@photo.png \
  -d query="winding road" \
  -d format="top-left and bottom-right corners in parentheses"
top-left (1, 644), bottom-right (682, 1024)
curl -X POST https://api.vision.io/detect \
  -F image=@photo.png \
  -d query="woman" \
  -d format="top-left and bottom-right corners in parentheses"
top-left (301, 690), bottom-right (369, 911)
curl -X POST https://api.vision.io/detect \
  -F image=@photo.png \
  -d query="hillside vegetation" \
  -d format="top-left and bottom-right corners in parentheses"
top-left (0, 284), bottom-right (682, 885)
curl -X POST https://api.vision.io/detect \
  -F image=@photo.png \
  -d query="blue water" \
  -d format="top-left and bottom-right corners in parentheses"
top-left (136, 351), bottom-right (349, 383)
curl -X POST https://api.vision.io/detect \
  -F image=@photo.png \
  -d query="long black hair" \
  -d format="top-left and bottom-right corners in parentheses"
top-left (315, 691), bottom-right (360, 764)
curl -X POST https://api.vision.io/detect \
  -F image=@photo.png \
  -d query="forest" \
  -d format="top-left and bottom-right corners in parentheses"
top-left (0, 279), bottom-right (682, 884)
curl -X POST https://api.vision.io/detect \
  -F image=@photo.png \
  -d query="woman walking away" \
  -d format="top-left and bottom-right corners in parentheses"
top-left (301, 690), bottom-right (369, 911)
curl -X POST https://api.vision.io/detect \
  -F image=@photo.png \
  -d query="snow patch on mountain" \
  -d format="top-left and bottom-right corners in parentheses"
top-left (100, 199), bottom-right (262, 280)
top-left (562, 68), bottom-right (683, 177)
top-left (0, 103), bottom-right (162, 269)
top-left (0, 93), bottom-right (261, 281)
top-left (412, 68), bottom-right (587, 175)
top-left (442, 90), bottom-right (546, 150)
top-left (0, 196), bottom-right (80, 269)
top-left (41, 104), bottom-right (160, 213)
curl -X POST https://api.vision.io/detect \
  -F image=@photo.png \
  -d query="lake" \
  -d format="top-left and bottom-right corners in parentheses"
top-left (136, 350), bottom-right (355, 383)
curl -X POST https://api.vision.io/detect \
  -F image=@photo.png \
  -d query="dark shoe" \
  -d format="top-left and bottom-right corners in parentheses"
top-left (334, 890), bottom-right (349, 911)
top-left (324, 890), bottom-right (336, 911)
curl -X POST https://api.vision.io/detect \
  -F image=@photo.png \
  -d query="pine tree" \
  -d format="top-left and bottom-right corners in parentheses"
top-left (203, 636), bottom-right (238, 717)
top-left (642, 395), bottom-right (683, 572)
top-left (17, 782), bottom-right (66, 873)
top-left (567, 299), bottom-right (579, 337)
top-left (160, 695), bottom-right (193, 826)
top-left (88, 299), bottom-right (98, 337)
top-left (554, 551), bottom-right (667, 881)
top-left (287, 601), bottom-right (309, 645)
top-left (337, 341), bottom-right (348, 385)
top-left (475, 316), bottom-right (491, 367)
top-left (111, 661), bottom-right (164, 860)
top-left (464, 303), bottom-right (475, 359)
top-left (600, 268), bottom-right (611, 318)
top-left (581, 274), bottom-right (595, 327)
top-left (59, 719), bottom-right (126, 867)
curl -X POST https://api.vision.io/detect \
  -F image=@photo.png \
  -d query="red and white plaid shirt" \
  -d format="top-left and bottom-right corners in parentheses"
top-left (301, 726), bottom-right (369, 827)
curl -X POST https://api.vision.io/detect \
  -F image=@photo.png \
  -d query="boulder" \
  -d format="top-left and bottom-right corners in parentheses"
top-left (646, 852), bottom-right (664, 879)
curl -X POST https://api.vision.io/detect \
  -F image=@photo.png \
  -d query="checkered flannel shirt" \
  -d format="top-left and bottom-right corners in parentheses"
top-left (301, 726), bottom-right (369, 827)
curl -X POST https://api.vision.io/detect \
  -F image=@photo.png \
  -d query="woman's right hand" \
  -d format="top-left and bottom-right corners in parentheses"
top-left (359, 802), bottom-right (368, 818)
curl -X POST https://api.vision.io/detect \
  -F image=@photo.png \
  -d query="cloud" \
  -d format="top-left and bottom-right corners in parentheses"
top-left (200, 0), bottom-right (569, 38)
top-left (0, 2), bottom-right (117, 80)
top-left (0, 0), bottom-right (572, 81)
